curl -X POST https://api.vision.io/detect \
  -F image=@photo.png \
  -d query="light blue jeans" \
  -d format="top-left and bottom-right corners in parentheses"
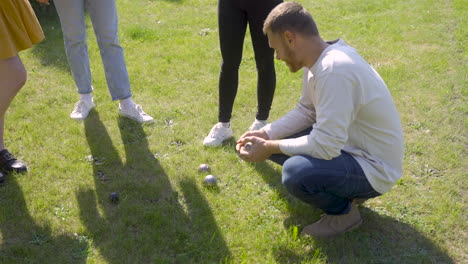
top-left (54, 0), bottom-right (132, 100)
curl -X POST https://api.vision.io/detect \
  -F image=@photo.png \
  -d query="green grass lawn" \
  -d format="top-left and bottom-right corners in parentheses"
top-left (1, 0), bottom-right (466, 263)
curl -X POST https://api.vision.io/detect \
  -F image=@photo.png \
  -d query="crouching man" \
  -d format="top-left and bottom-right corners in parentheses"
top-left (236, 2), bottom-right (404, 238)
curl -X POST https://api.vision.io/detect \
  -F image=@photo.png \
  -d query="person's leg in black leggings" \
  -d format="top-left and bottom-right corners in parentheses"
top-left (246, 0), bottom-right (282, 121)
top-left (217, 0), bottom-right (247, 123)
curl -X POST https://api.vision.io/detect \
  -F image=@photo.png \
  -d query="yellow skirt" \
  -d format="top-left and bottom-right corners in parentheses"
top-left (0, 0), bottom-right (44, 59)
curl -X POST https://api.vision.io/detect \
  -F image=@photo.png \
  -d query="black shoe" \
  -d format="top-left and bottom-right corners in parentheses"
top-left (0, 172), bottom-right (4, 183)
top-left (0, 149), bottom-right (27, 173)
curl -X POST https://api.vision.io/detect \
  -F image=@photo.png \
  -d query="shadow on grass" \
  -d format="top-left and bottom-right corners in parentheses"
top-left (252, 161), bottom-right (318, 221)
top-left (272, 209), bottom-right (455, 263)
top-left (81, 111), bottom-right (230, 262)
top-left (252, 162), bottom-right (454, 263)
top-left (31, 4), bottom-right (69, 71)
top-left (0, 176), bottom-right (87, 263)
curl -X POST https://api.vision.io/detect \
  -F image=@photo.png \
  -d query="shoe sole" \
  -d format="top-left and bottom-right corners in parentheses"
top-left (119, 114), bottom-right (154, 123)
top-left (203, 140), bottom-right (228, 147)
top-left (203, 135), bottom-right (233, 147)
top-left (70, 104), bottom-right (95, 120)
top-left (301, 219), bottom-right (363, 239)
top-left (0, 166), bottom-right (28, 174)
top-left (70, 111), bottom-right (93, 120)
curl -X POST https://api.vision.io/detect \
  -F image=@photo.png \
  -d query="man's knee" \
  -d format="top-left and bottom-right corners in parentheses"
top-left (281, 155), bottom-right (328, 196)
top-left (281, 156), bottom-right (310, 194)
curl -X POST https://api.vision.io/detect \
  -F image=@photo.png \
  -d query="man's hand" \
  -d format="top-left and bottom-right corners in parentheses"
top-left (236, 136), bottom-right (280, 162)
top-left (238, 129), bottom-right (270, 142)
top-left (235, 129), bottom-right (269, 153)
top-left (36, 0), bottom-right (50, 5)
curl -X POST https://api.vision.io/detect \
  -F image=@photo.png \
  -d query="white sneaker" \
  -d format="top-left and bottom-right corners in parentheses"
top-left (70, 100), bottom-right (95, 120)
top-left (119, 104), bottom-right (154, 123)
top-left (203, 123), bottom-right (233, 146)
top-left (248, 119), bottom-right (267, 131)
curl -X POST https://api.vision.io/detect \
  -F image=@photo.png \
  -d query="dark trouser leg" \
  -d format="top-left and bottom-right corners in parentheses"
top-left (267, 127), bottom-right (380, 214)
top-left (281, 153), bottom-right (380, 215)
top-left (246, 0), bottom-right (282, 120)
top-left (217, 0), bottom-right (247, 123)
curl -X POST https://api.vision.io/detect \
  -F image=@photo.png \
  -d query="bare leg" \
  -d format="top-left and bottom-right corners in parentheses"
top-left (0, 55), bottom-right (27, 150)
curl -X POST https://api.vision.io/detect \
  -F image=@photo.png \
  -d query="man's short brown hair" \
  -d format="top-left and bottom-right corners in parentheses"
top-left (263, 2), bottom-right (319, 36)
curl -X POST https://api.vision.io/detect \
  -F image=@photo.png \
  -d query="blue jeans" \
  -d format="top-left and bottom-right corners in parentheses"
top-left (269, 128), bottom-right (381, 215)
top-left (54, 0), bottom-right (132, 100)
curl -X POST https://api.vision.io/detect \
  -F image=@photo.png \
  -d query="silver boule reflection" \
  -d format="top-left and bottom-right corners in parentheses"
top-left (204, 174), bottom-right (217, 185)
top-left (198, 163), bottom-right (211, 173)
top-left (244, 142), bottom-right (253, 151)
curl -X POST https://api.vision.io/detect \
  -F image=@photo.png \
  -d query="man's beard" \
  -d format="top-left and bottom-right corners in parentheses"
top-left (284, 46), bottom-right (302, 72)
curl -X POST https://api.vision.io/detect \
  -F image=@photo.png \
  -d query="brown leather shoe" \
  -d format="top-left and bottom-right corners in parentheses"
top-left (301, 204), bottom-right (362, 238)
top-left (0, 149), bottom-right (27, 173)
top-left (352, 198), bottom-right (369, 206)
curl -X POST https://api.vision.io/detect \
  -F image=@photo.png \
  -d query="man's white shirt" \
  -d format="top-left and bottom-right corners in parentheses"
top-left (263, 39), bottom-right (404, 194)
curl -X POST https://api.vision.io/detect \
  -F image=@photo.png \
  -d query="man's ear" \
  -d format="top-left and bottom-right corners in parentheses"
top-left (283, 30), bottom-right (296, 46)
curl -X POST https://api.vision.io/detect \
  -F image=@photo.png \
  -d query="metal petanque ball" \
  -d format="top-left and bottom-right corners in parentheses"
top-left (204, 174), bottom-right (217, 185)
top-left (198, 163), bottom-right (211, 173)
top-left (109, 192), bottom-right (120, 203)
top-left (244, 142), bottom-right (253, 151)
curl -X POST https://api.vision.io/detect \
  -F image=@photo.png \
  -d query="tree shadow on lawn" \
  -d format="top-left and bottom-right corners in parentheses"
top-left (252, 162), bottom-right (455, 264)
top-left (80, 111), bottom-right (230, 263)
top-left (0, 176), bottom-right (87, 263)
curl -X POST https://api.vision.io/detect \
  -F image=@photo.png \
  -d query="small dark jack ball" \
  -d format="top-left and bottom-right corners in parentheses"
top-left (109, 192), bottom-right (119, 203)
